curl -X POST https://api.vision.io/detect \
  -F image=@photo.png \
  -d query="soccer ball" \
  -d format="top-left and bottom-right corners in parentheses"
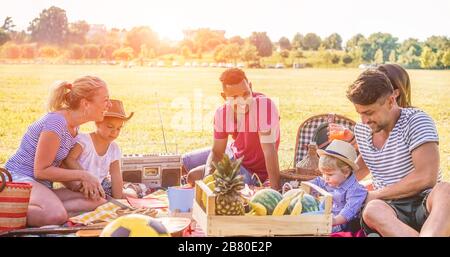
top-left (100, 214), bottom-right (170, 237)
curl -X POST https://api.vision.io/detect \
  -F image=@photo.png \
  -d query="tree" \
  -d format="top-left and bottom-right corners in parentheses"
top-left (435, 50), bottom-right (445, 68)
top-left (239, 43), bottom-right (259, 65)
top-left (9, 30), bottom-right (30, 44)
top-left (292, 33), bottom-right (304, 50)
top-left (279, 49), bottom-right (290, 59)
top-left (398, 46), bottom-right (421, 69)
top-left (70, 44), bottom-right (83, 59)
top-left (0, 29), bottom-right (9, 46)
top-left (229, 36), bottom-right (245, 46)
top-left (178, 39), bottom-right (196, 53)
top-left (374, 48), bottom-right (384, 64)
top-left (206, 38), bottom-right (223, 51)
top-left (388, 50), bottom-right (397, 63)
top-left (86, 25), bottom-right (108, 45)
top-left (442, 49), bottom-right (450, 68)
top-left (4, 43), bottom-right (20, 58)
top-left (292, 49), bottom-right (304, 59)
top-left (367, 32), bottom-right (398, 62)
top-left (249, 32), bottom-right (273, 57)
top-left (221, 43), bottom-right (241, 63)
top-left (83, 44), bottom-right (101, 59)
top-left (345, 34), bottom-right (373, 63)
top-left (20, 44), bottom-right (37, 59)
top-left (66, 20), bottom-right (89, 44)
top-left (125, 26), bottom-right (159, 55)
top-left (191, 28), bottom-right (226, 54)
top-left (345, 33), bottom-right (365, 52)
top-left (424, 36), bottom-right (450, 52)
top-left (28, 6), bottom-right (69, 45)
top-left (318, 47), bottom-right (340, 65)
top-left (322, 33), bottom-right (342, 50)
top-left (278, 37), bottom-right (292, 50)
top-left (156, 39), bottom-right (177, 56)
top-left (112, 47), bottom-right (134, 61)
top-left (180, 45), bottom-right (191, 59)
top-left (0, 17), bottom-right (15, 46)
top-left (38, 46), bottom-right (59, 58)
top-left (420, 46), bottom-right (438, 69)
top-left (106, 28), bottom-right (124, 46)
top-left (399, 38), bottom-right (422, 56)
top-left (342, 54), bottom-right (353, 64)
top-left (213, 44), bottom-right (226, 62)
top-left (101, 44), bottom-right (118, 60)
top-left (2, 17), bottom-right (15, 31)
top-left (302, 33), bottom-right (321, 50)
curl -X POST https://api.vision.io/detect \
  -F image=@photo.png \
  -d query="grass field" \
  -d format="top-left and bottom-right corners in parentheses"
top-left (0, 65), bottom-right (449, 180)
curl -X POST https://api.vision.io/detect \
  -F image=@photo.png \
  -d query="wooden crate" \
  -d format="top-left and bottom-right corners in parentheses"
top-left (192, 180), bottom-right (332, 237)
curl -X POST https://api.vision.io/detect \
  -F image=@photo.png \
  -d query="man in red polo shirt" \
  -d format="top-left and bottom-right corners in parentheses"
top-left (182, 68), bottom-right (281, 190)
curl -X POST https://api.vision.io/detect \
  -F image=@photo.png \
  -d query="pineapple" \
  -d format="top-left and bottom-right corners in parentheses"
top-left (212, 155), bottom-right (245, 216)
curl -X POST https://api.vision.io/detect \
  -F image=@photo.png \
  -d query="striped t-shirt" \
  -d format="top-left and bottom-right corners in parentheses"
top-left (5, 112), bottom-right (77, 186)
top-left (355, 108), bottom-right (440, 190)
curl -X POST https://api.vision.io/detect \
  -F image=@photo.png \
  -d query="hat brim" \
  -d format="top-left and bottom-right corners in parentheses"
top-left (317, 149), bottom-right (359, 171)
top-left (104, 111), bottom-right (134, 121)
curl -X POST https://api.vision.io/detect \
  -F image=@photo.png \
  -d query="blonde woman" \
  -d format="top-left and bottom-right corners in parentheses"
top-left (5, 76), bottom-right (112, 227)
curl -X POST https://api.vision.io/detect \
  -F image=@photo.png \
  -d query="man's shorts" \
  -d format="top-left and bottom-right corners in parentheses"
top-left (182, 146), bottom-right (262, 186)
top-left (361, 189), bottom-right (431, 235)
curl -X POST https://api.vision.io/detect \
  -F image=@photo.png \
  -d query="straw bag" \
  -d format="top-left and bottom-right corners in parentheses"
top-left (0, 168), bottom-right (32, 231)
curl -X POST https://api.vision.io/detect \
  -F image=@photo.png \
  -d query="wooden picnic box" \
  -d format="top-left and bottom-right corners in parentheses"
top-left (192, 180), bottom-right (332, 237)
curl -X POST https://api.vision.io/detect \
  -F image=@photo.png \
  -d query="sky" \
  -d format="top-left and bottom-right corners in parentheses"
top-left (1, 0), bottom-right (449, 42)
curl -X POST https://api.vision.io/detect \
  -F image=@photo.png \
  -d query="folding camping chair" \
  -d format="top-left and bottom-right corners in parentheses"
top-left (280, 113), bottom-right (357, 187)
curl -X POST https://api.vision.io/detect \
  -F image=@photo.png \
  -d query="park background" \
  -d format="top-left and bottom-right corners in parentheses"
top-left (0, 1), bottom-right (449, 180)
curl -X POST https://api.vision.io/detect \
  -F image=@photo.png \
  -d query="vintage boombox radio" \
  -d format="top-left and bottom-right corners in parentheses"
top-left (120, 153), bottom-right (182, 189)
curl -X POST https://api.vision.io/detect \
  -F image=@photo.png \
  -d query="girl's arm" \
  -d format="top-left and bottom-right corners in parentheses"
top-left (61, 143), bottom-right (84, 191)
top-left (109, 160), bottom-right (124, 199)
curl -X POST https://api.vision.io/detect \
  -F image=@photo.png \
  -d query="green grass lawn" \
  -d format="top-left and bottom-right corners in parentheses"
top-left (0, 65), bottom-right (449, 180)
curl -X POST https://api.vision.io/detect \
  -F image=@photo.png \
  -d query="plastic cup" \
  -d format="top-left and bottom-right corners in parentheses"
top-left (167, 186), bottom-right (195, 213)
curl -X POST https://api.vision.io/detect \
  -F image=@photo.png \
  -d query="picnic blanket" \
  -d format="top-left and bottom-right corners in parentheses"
top-left (69, 190), bottom-right (171, 225)
top-left (69, 202), bottom-right (121, 225)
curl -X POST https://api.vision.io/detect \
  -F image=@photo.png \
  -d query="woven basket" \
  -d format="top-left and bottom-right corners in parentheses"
top-left (0, 168), bottom-right (32, 231)
top-left (280, 113), bottom-right (356, 184)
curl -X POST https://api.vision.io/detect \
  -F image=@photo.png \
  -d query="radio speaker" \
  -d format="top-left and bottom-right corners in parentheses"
top-left (161, 168), bottom-right (181, 187)
top-left (122, 170), bottom-right (141, 184)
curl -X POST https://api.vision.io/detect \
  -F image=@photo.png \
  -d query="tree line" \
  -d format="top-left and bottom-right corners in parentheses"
top-left (0, 6), bottom-right (449, 69)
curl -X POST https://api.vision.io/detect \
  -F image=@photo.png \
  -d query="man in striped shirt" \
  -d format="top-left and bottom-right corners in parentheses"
top-left (346, 69), bottom-right (450, 237)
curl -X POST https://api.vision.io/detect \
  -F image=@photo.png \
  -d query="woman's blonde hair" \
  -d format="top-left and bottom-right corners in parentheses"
top-left (47, 76), bottom-right (107, 112)
top-left (319, 155), bottom-right (352, 175)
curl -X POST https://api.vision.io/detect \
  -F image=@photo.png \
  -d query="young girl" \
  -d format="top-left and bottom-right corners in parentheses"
top-left (63, 99), bottom-right (134, 199)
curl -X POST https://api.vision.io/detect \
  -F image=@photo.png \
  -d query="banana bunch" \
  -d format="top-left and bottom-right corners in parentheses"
top-left (289, 192), bottom-right (305, 215)
top-left (272, 195), bottom-right (295, 216)
top-left (272, 190), bottom-right (305, 216)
